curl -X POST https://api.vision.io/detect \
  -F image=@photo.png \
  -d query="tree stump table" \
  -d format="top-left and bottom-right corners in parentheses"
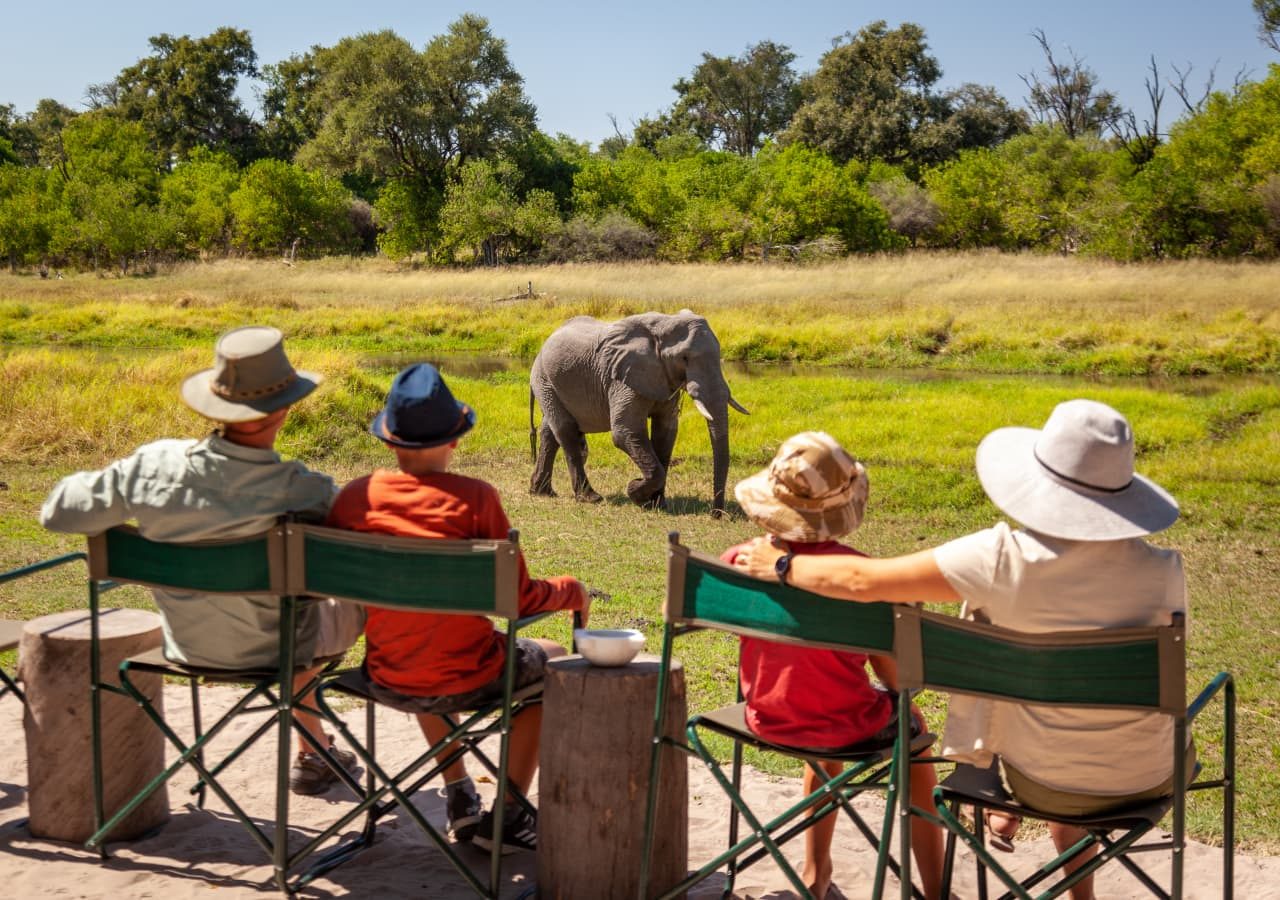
top-left (538, 654), bottom-right (687, 900)
top-left (19, 607), bottom-right (169, 842)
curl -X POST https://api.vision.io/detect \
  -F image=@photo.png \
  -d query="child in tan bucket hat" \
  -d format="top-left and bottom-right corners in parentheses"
top-left (722, 432), bottom-right (944, 900)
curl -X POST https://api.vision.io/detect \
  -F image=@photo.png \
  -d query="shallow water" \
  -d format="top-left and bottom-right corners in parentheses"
top-left (361, 351), bottom-right (1279, 396)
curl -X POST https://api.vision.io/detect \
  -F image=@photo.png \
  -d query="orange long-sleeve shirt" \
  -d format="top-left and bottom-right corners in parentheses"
top-left (327, 468), bottom-right (584, 696)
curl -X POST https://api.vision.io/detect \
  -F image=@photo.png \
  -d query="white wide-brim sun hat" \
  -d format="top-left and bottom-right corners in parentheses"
top-left (975, 399), bottom-right (1179, 541)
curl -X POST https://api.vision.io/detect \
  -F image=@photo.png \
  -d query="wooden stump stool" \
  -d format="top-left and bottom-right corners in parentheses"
top-left (19, 608), bottom-right (169, 842)
top-left (538, 654), bottom-right (687, 900)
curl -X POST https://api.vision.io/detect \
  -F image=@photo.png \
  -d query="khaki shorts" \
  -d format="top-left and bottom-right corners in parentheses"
top-left (1003, 741), bottom-right (1197, 817)
top-left (315, 598), bottom-right (366, 660)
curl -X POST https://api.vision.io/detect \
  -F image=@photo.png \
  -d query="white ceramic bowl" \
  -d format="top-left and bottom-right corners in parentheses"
top-left (573, 628), bottom-right (645, 667)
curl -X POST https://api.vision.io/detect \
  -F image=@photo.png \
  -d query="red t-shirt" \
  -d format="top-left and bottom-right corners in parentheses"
top-left (327, 469), bottom-right (584, 697)
top-left (720, 541), bottom-right (893, 750)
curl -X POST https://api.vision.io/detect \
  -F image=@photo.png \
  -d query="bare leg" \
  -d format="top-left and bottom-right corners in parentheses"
top-left (802, 759), bottom-right (843, 898)
top-left (502, 639), bottom-right (566, 800)
top-left (293, 667), bottom-right (330, 756)
top-left (414, 713), bottom-right (470, 784)
top-left (1049, 823), bottom-right (1097, 900)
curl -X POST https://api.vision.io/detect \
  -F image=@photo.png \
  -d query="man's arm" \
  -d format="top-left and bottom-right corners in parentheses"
top-left (733, 537), bottom-right (961, 605)
top-left (39, 459), bottom-right (134, 535)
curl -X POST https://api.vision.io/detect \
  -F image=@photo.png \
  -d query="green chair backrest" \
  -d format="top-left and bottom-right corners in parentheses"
top-left (665, 537), bottom-right (897, 655)
top-left (895, 608), bottom-right (1186, 716)
top-left (87, 524), bottom-right (285, 595)
top-left (287, 523), bottom-right (520, 619)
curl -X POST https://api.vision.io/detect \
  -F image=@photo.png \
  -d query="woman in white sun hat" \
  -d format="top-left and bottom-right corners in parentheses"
top-left (735, 400), bottom-right (1186, 900)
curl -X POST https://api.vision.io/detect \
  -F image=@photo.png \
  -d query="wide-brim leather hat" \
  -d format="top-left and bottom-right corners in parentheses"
top-left (370, 363), bottom-right (475, 449)
top-left (734, 431), bottom-right (869, 543)
top-left (975, 398), bottom-right (1179, 541)
top-left (181, 326), bottom-right (321, 423)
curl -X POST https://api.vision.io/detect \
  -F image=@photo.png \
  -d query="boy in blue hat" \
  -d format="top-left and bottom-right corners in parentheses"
top-left (327, 363), bottom-right (589, 853)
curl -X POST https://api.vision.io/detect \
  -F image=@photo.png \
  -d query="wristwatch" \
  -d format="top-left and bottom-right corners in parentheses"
top-left (774, 552), bottom-right (795, 585)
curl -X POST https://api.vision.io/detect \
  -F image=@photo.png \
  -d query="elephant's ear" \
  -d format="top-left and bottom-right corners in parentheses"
top-left (600, 321), bottom-right (675, 403)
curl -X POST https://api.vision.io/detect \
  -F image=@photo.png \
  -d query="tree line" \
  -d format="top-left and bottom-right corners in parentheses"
top-left (1, 11), bottom-right (1278, 273)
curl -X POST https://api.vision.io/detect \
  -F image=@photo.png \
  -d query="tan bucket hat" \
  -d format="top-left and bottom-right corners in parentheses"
top-left (734, 431), bottom-right (869, 542)
top-left (181, 326), bottom-right (322, 423)
top-left (975, 399), bottom-right (1179, 540)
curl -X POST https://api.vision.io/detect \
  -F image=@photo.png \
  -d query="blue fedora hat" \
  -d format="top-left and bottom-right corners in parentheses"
top-left (370, 363), bottom-right (476, 449)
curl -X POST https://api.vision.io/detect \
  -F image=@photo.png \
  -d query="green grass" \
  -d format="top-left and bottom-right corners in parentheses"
top-left (2, 349), bottom-right (1275, 849)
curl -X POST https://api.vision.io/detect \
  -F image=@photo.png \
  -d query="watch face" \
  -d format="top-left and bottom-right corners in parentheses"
top-left (775, 553), bottom-right (791, 582)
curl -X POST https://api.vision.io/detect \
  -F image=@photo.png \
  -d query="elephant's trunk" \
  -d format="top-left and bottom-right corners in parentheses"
top-left (709, 415), bottom-right (730, 518)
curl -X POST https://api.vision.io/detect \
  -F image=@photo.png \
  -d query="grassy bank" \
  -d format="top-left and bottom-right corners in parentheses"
top-left (3, 254), bottom-right (1279, 374)
top-left (2, 338), bottom-right (1276, 848)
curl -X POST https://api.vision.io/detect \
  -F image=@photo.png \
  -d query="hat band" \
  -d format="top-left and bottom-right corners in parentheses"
top-left (211, 370), bottom-right (298, 401)
top-left (1033, 448), bottom-right (1132, 495)
top-left (383, 405), bottom-right (471, 445)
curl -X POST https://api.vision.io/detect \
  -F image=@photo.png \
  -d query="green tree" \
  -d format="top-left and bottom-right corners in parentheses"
top-left (160, 147), bottom-right (240, 255)
top-left (940, 84), bottom-right (1030, 151)
top-left (90, 28), bottom-right (260, 165)
top-left (783, 21), bottom-right (945, 166)
top-left (50, 113), bottom-right (167, 272)
top-left (229, 158), bottom-right (356, 255)
top-left (671, 41), bottom-right (800, 155)
top-left (258, 49), bottom-right (324, 161)
top-left (439, 158), bottom-right (559, 264)
top-left (0, 166), bottom-right (56, 269)
top-left (300, 16), bottom-right (536, 196)
top-left (750, 143), bottom-right (895, 253)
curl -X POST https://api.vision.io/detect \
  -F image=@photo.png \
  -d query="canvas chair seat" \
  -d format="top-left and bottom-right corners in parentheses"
top-left (695, 701), bottom-right (936, 762)
top-left (123, 645), bottom-right (347, 682)
top-left (938, 762), bottom-right (1176, 836)
top-left (323, 665), bottom-right (543, 713)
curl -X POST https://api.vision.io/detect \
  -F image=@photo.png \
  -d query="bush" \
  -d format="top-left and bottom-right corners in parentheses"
top-left (542, 211), bottom-right (658, 262)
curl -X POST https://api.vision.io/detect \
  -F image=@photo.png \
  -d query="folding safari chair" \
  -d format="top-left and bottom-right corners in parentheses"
top-left (284, 523), bottom-right (573, 899)
top-left (82, 523), bottom-right (354, 895)
top-left (892, 608), bottom-right (1235, 900)
top-left (639, 533), bottom-right (935, 900)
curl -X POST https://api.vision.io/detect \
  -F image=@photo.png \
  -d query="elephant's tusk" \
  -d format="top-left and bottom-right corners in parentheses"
top-left (692, 397), bottom-right (715, 422)
top-left (729, 396), bottom-right (750, 415)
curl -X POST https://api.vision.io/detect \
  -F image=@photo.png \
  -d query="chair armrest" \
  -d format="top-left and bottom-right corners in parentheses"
top-left (1187, 671), bottom-right (1233, 723)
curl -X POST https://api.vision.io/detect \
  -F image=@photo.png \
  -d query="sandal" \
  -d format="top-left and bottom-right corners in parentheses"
top-left (983, 809), bottom-right (1021, 853)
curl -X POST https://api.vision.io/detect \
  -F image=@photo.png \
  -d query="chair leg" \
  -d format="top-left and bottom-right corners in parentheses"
top-left (190, 678), bottom-right (207, 809)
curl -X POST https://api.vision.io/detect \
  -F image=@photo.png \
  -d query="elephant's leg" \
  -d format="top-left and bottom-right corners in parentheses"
top-left (612, 421), bottom-right (666, 509)
top-left (552, 423), bottom-right (602, 503)
top-left (646, 411), bottom-right (680, 510)
top-left (530, 423), bottom-right (560, 497)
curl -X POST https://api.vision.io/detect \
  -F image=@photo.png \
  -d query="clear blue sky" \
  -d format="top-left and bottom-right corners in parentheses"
top-left (2, 1), bottom-right (1275, 146)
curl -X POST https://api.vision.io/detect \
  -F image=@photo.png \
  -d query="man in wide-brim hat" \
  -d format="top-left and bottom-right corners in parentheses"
top-left (42, 326), bottom-right (365, 795)
top-left (733, 399), bottom-right (1186, 900)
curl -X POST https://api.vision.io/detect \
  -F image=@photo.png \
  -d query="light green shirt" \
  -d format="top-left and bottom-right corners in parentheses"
top-left (40, 433), bottom-right (338, 669)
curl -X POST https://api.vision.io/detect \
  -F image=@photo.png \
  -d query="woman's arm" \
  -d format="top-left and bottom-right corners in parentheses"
top-left (733, 537), bottom-right (961, 605)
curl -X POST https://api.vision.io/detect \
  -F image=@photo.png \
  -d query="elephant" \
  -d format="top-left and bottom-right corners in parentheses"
top-left (528, 310), bottom-right (748, 516)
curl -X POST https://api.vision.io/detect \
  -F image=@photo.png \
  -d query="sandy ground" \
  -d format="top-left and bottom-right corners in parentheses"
top-left (0, 683), bottom-right (1273, 899)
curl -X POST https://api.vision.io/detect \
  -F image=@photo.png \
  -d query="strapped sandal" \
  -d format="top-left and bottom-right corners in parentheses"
top-left (983, 809), bottom-right (1021, 853)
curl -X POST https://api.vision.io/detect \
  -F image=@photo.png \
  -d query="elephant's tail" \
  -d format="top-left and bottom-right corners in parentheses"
top-left (529, 387), bottom-right (537, 463)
